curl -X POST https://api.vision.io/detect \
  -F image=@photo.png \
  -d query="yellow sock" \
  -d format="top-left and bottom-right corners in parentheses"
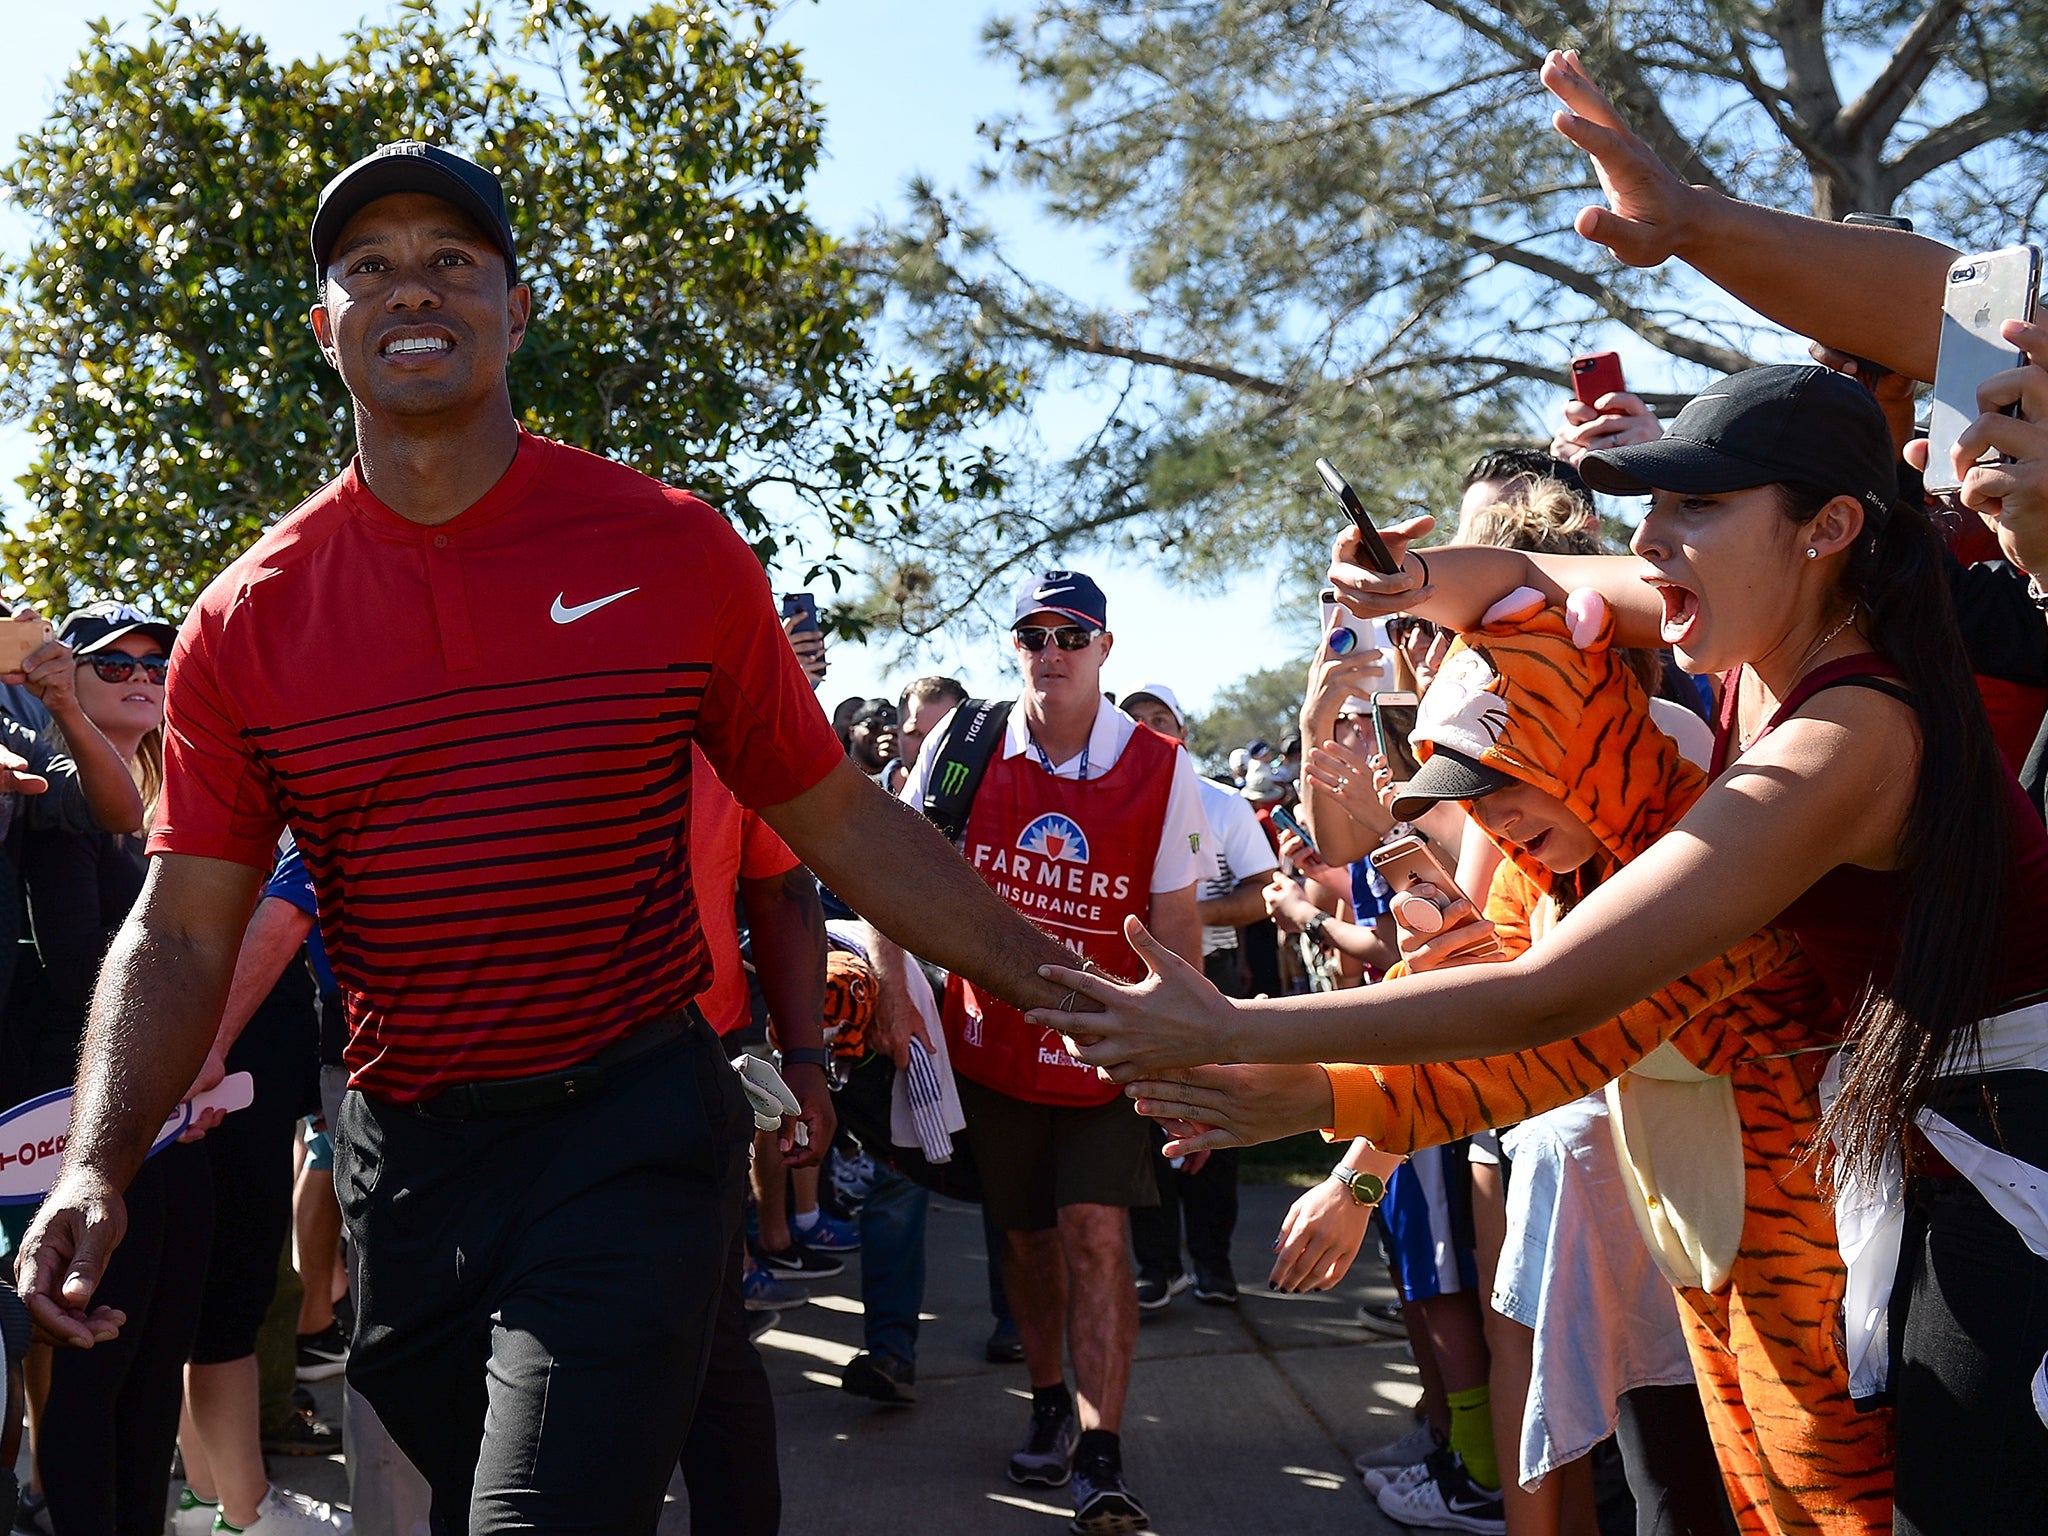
top-left (1446, 1384), bottom-right (1499, 1491)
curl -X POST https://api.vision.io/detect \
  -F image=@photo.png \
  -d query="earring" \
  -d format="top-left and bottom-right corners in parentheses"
top-left (1805, 548), bottom-right (1819, 560)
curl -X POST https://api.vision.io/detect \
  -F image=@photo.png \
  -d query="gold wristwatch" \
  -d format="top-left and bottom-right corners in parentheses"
top-left (1333, 1165), bottom-right (1385, 1207)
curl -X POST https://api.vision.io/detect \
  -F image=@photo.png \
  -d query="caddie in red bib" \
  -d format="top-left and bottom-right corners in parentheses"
top-left (889, 569), bottom-right (1211, 1529)
top-left (946, 727), bottom-right (1177, 1105)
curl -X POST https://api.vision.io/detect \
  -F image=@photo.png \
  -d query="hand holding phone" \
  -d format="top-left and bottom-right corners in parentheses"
top-left (1569, 351), bottom-right (1627, 409)
top-left (1927, 245), bottom-right (2044, 495)
top-left (1315, 459), bottom-right (1401, 575)
top-left (1270, 805), bottom-right (1319, 861)
top-left (779, 592), bottom-right (821, 636)
top-left (0, 617), bottom-right (55, 678)
top-left (1369, 834), bottom-right (1501, 964)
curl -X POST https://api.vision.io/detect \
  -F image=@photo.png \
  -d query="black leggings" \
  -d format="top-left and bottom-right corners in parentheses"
top-left (1613, 1385), bottom-right (1738, 1536)
top-left (1891, 1070), bottom-right (2048, 1536)
top-left (41, 1143), bottom-right (213, 1536)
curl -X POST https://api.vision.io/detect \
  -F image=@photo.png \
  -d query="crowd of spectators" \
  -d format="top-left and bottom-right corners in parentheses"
top-left (9, 44), bottom-right (2048, 1536)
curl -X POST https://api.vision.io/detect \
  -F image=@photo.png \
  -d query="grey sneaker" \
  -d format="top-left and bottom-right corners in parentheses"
top-left (1355, 1418), bottom-right (1441, 1474)
top-left (1069, 1460), bottom-right (1150, 1534)
top-left (1008, 1399), bottom-right (1078, 1487)
top-left (840, 1351), bottom-right (917, 1406)
top-left (1134, 1271), bottom-right (1189, 1312)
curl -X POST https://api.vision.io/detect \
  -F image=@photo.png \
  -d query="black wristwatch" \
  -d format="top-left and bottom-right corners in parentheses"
top-left (1333, 1166), bottom-right (1385, 1207)
top-left (781, 1047), bottom-right (830, 1070)
top-left (1303, 911), bottom-right (1332, 944)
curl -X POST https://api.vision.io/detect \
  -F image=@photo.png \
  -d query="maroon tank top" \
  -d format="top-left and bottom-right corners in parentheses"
top-left (1711, 654), bottom-right (2048, 1014)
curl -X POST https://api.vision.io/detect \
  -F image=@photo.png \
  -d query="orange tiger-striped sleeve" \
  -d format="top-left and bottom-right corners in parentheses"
top-left (1324, 861), bottom-right (1802, 1152)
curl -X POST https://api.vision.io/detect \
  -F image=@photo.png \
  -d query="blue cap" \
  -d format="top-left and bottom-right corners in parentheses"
top-left (1012, 570), bottom-right (1108, 630)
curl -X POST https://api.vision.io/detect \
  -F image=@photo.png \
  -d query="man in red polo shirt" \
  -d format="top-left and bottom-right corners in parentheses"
top-left (19, 143), bottom-right (1098, 1535)
top-left (887, 571), bottom-right (1208, 1536)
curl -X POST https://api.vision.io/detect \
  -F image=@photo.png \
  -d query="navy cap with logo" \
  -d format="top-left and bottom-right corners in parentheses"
top-left (1013, 570), bottom-right (1108, 631)
top-left (58, 600), bottom-right (181, 657)
top-left (1579, 364), bottom-right (1897, 515)
top-left (311, 142), bottom-right (517, 278)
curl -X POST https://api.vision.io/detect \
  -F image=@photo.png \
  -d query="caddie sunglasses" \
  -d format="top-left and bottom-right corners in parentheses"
top-left (1013, 625), bottom-right (1098, 652)
top-left (81, 654), bottom-right (169, 685)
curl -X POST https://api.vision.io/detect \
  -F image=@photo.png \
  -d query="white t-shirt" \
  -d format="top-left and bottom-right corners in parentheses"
top-left (901, 696), bottom-right (1212, 894)
top-left (1197, 777), bottom-right (1279, 956)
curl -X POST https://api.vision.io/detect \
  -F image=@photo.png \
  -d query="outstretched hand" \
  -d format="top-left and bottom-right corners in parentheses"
top-left (1541, 49), bottom-right (1699, 270)
top-left (1027, 915), bottom-right (1239, 1082)
top-left (1125, 1062), bottom-right (1336, 1155)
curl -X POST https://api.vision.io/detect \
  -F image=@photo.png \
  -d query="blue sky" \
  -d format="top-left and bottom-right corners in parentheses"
top-left (0, 0), bottom-right (1326, 721)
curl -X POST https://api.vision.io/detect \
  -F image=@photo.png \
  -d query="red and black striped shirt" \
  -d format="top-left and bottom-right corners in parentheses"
top-left (151, 432), bottom-right (843, 1101)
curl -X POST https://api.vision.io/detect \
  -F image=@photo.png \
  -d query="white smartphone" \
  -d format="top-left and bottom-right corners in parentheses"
top-left (1319, 590), bottom-right (1388, 662)
top-left (1925, 245), bottom-right (2042, 495)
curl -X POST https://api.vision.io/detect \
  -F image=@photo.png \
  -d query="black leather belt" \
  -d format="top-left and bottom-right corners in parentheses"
top-left (411, 1006), bottom-right (703, 1122)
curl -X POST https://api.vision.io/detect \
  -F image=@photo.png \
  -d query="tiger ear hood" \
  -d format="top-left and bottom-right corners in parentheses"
top-left (1411, 587), bottom-right (1703, 876)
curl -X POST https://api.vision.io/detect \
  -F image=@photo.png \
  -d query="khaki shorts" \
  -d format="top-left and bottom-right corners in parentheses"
top-left (956, 1074), bottom-right (1158, 1231)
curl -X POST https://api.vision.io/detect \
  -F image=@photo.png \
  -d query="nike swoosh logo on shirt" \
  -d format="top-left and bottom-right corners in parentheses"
top-left (550, 588), bottom-right (639, 624)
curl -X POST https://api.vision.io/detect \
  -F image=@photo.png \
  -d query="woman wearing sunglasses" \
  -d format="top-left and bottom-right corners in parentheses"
top-left (2, 600), bottom-right (198, 1534)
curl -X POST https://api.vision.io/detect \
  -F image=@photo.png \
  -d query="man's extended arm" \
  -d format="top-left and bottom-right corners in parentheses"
top-left (738, 864), bottom-right (836, 1165)
top-left (17, 853), bottom-right (264, 1345)
top-left (759, 758), bottom-right (1080, 1013)
top-left (1198, 874), bottom-right (1272, 930)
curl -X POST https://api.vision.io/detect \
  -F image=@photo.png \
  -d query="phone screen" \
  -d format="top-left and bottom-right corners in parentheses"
top-left (1373, 697), bottom-right (1422, 782)
top-left (1926, 246), bottom-right (2042, 494)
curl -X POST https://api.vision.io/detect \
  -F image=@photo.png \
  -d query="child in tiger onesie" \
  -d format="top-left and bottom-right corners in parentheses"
top-left (1326, 589), bottom-right (1892, 1534)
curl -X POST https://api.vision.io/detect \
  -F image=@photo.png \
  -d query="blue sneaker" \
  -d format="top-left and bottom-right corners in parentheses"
top-left (795, 1211), bottom-right (861, 1253)
top-left (742, 1261), bottom-right (808, 1313)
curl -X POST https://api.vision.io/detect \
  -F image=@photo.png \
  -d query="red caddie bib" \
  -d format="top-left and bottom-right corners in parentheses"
top-left (942, 721), bottom-right (1179, 1106)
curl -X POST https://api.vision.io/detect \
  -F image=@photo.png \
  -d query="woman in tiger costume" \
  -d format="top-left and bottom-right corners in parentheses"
top-left (1172, 590), bottom-right (1887, 1532)
top-left (1037, 365), bottom-right (2048, 1534)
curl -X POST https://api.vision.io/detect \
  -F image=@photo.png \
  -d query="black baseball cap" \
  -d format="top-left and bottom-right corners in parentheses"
top-left (1579, 364), bottom-right (1897, 514)
top-left (58, 600), bottom-right (180, 657)
top-left (850, 698), bottom-right (899, 729)
top-left (1390, 747), bottom-right (1516, 823)
top-left (311, 142), bottom-right (517, 277)
top-left (1013, 570), bottom-right (1108, 630)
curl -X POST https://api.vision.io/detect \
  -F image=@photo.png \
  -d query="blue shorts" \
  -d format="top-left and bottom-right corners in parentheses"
top-left (305, 1120), bottom-right (334, 1173)
top-left (1378, 1142), bottom-right (1477, 1301)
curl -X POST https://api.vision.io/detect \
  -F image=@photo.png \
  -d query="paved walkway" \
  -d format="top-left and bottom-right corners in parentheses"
top-left (270, 1183), bottom-right (1415, 1534)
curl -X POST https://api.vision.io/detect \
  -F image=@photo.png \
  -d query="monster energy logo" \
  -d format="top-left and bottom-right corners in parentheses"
top-left (939, 760), bottom-right (970, 796)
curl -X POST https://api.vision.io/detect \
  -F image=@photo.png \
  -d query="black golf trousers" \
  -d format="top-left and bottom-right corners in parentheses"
top-left (335, 1022), bottom-right (753, 1536)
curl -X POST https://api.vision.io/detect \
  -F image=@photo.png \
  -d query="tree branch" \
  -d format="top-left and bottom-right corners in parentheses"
top-left (1884, 92), bottom-right (2048, 196)
top-left (1835, 0), bottom-right (1968, 145)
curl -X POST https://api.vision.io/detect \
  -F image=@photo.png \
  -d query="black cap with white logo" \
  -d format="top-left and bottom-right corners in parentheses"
top-left (311, 142), bottom-right (517, 278)
top-left (1579, 364), bottom-right (1897, 515)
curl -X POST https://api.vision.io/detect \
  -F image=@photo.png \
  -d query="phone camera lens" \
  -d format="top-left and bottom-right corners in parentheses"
top-left (1950, 265), bottom-right (1977, 284)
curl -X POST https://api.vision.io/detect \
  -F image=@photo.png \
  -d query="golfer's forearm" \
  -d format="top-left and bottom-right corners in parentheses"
top-left (740, 867), bottom-right (828, 1053)
top-left (68, 919), bottom-right (240, 1183)
top-left (776, 770), bottom-right (1074, 1012)
top-left (1673, 199), bottom-right (1952, 382)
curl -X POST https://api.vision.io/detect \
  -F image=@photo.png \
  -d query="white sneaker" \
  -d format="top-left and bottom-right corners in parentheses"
top-left (223, 1488), bottom-right (353, 1534)
top-left (1376, 1451), bottom-right (1504, 1533)
top-left (1354, 1419), bottom-right (1440, 1473)
top-left (173, 1489), bottom-right (219, 1536)
top-left (1362, 1458), bottom-right (1432, 1496)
